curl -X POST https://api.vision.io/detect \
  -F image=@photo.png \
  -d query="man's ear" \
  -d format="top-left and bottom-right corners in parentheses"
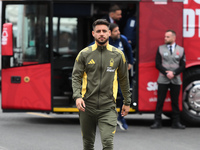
top-left (92, 31), bottom-right (95, 37)
top-left (110, 12), bottom-right (114, 18)
top-left (109, 30), bottom-right (111, 36)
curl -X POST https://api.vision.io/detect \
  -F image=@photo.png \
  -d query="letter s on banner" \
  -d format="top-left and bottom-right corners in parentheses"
top-left (147, 82), bottom-right (158, 91)
top-left (1, 23), bottom-right (13, 56)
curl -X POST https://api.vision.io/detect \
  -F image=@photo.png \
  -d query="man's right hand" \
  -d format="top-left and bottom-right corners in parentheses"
top-left (76, 98), bottom-right (86, 112)
top-left (166, 70), bottom-right (174, 79)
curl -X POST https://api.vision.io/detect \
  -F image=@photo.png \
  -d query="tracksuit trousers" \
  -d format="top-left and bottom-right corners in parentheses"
top-left (155, 83), bottom-right (181, 123)
top-left (79, 107), bottom-right (118, 150)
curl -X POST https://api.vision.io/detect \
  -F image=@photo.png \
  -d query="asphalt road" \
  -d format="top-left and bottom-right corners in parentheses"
top-left (0, 111), bottom-right (199, 150)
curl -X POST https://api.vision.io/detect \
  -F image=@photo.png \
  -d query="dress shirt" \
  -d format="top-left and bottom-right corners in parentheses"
top-left (167, 43), bottom-right (176, 53)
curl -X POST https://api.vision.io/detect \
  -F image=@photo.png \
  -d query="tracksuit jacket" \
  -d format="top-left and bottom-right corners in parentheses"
top-left (72, 42), bottom-right (131, 110)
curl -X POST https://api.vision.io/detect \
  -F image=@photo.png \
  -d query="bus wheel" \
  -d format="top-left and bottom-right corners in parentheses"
top-left (182, 68), bottom-right (200, 125)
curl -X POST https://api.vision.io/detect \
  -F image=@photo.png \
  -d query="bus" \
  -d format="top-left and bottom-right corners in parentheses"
top-left (1, 0), bottom-right (200, 125)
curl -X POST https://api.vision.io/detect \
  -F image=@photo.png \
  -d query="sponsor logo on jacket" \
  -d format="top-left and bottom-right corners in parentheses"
top-left (107, 67), bottom-right (115, 72)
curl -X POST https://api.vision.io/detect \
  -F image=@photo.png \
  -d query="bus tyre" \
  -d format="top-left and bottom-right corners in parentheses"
top-left (182, 68), bottom-right (200, 125)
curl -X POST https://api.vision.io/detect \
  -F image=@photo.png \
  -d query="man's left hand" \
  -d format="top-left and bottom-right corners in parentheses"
top-left (121, 105), bottom-right (130, 117)
top-left (128, 64), bottom-right (133, 70)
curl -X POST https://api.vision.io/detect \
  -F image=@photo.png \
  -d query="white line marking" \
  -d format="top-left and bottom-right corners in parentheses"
top-left (26, 112), bottom-right (53, 118)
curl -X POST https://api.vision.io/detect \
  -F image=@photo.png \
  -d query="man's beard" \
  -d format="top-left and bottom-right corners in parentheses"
top-left (112, 34), bottom-right (120, 41)
top-left (95, 37), bottom-right (108, 45)
top-left (165, 41), bottom-right (172, 45)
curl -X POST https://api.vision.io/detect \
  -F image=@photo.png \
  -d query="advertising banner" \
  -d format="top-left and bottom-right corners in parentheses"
top-left (1, 23), bottom-right (13, 56)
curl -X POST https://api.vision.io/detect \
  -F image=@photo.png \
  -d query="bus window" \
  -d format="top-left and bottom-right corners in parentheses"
top-left (3, 4), bottom-right (50, 68)
top-left (53, 17), bottom-right (77, 55)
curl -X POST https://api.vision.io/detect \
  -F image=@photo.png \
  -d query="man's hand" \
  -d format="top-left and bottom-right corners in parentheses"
top-left (121, 105), bottom-right (130, 117)
top-left (76, 98), bottom-right (86, 112)
top-left (128, 64), bottom-right (133, 70)
top-left (166, 71), bottom-right (174, 79)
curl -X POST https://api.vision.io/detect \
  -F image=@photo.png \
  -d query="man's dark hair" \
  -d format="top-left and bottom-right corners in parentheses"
top-left (166, 29), bottom-right (176, 36)
top-left (109, 4), bottom-right (121, 13)
top-left (109, 23), bottom-right (118, 32)
top-left (92, 19), bottom-right (110, 30)
top-left (110, 23), bottom-right (129, 56)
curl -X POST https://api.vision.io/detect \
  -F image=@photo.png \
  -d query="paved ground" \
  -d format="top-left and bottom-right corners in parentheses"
top-left (0, 112), bottom-right (199, 150)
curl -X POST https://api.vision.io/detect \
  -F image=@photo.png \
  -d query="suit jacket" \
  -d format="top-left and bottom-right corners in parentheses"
top-left (102, 14), bottom-right (111, 23)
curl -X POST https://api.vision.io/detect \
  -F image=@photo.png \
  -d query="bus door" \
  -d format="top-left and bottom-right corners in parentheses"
top-left (51, 2), bottom-right (93, 111)
top-left (138, 0), bottom-right (183, 111)
top-left (1, 1), bottom-right (52, 111)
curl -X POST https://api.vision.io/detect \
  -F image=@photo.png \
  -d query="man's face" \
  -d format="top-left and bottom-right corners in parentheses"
top-left (110, 27), bottom-right (120, 40)
top-left (111, 10), bottom-right (122, 21)
top-left (165, 31), bottom-right (176, 45)
top-left (92, 24), bottom-right (111, 46)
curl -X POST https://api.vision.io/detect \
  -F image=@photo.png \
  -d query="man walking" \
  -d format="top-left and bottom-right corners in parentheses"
top-left (109, 23), bottom-right (133, 130)
top-left (72, 19), bottom-right (131, 150)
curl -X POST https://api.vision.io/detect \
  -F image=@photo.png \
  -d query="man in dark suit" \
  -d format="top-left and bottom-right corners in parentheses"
top-left (102, 4), bottom-right (122, 24)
